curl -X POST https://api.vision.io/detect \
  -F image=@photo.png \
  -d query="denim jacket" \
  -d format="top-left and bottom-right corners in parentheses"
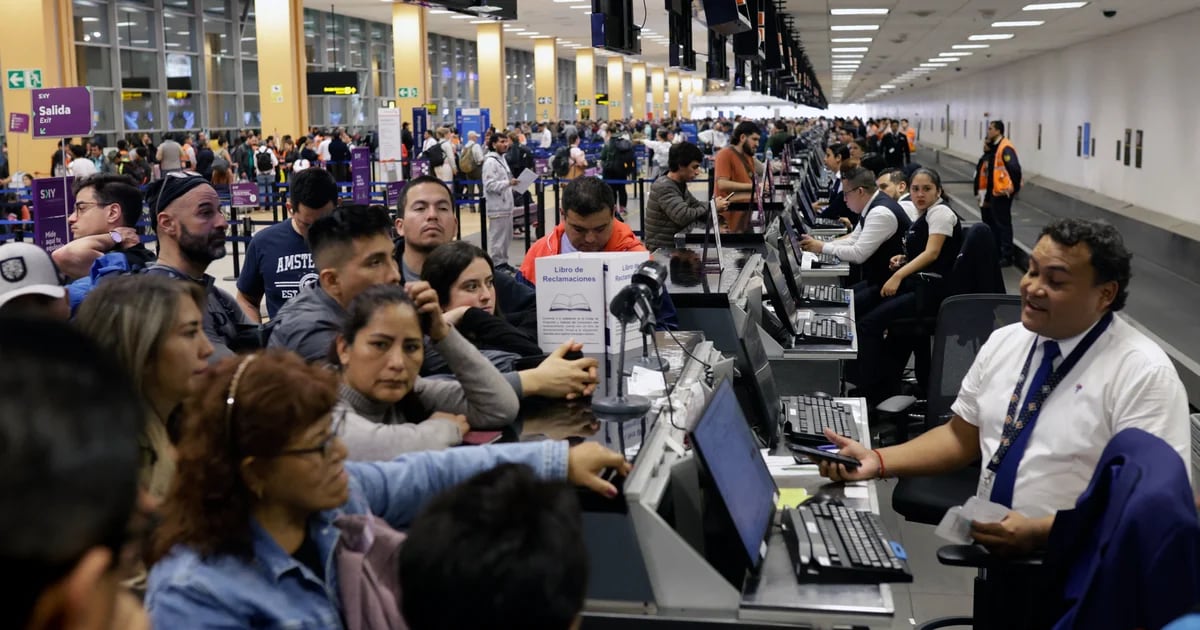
top-left (146, 441), bottom-right (569, 629)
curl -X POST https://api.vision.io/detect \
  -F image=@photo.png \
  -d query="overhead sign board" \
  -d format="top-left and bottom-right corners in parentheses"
top-left (32, 87), bottom-right (93, 138)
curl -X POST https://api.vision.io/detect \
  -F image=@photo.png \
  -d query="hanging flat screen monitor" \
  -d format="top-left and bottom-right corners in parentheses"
top-left (307, 72), bottom-right (359, 96)
top-left (702, 0), bottom-right (751, 35)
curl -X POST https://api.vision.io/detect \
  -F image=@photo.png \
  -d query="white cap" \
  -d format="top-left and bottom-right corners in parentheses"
top-left (0, 242), bottom-right (66, 309)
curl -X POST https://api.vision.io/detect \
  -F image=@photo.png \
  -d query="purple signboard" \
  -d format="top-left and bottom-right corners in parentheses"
top-left (535, 157), bottom-right (549, 174)
top-left (32, 177), bottom-right (74, 254)
top-left (230, 182), bottom-right (259, 207)
top-left (32, 87), bottom-right (93, 139)
top-left (8, 113), bottom-right (29, 134)
top-left (351, 147), bottom-right (371, 205)
top-left (411, 159), bottom-right (430, 178)
top-left (386, 181), bottom-right (406, 208)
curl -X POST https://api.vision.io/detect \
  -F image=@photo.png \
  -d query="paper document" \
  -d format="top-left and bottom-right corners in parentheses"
top-left (934, 496), bottom-right (1011, 544)
top-left (515, 168), bottom-right (538, 193)
top-left (801, 251), bottom-right (817, 270)
top-left (776, 488), bottom-right (811, 510)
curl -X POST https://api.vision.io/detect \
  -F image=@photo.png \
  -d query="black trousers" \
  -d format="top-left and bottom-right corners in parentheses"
top-left (982, 195), bottom-right (1015, 263)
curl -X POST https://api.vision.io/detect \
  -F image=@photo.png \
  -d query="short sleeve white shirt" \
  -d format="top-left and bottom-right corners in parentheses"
top-left (952, 315), bottom-right (1190, 518)
top-left (924, 203), bottom-right (957, 236)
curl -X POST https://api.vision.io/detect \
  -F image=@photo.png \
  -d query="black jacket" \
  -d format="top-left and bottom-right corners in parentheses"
top-left (879, 132), bottom-right (910, 168)
top-left (858, 193), bottom-right (912, 287)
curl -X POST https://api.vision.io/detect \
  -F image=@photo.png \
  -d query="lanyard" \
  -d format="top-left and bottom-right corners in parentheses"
top-left (986, 311), bottom-right (1114, 473)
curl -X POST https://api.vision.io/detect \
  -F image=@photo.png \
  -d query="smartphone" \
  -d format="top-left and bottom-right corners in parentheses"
top-left (462, 430), bottom-right (503, 445)
top-left (789, 443), bottom-right (861, 470)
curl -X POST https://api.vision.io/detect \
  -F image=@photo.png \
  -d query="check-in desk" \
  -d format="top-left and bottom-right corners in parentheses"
top-left (566, 378), bottom-right (896, 628)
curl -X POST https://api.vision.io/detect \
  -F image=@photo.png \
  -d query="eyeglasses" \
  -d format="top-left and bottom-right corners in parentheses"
top-left (276, 414), bottom-right (345, 460)
top-left (72, 201), bottom-right (108, 214)
top-left (842, 186), bottom-right (864, 198)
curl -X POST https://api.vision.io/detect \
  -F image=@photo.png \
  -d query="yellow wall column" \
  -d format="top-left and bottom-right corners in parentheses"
top-left (477, 23), bottom-right (505, 130)
top-left (255, 0), bottom-right (306, 139)
top-left (692, 77), bottom-right (705, 99)
top-left (650, 68), bottom-right (665, 121)
top-left (534, 38), bottom-right (557, 123)
top-left (680, 75), bottom-right (692, 119)
top-left (0, 0), bottom-right (76, 176)
top-left (606, 58), bottom-right (624, 120)
top-left (667, 72), bottom-right (680, 119)
top-left (393, 4), bottom-right (429, 127)
top-left (631, 63), bottom-right (646, 121)
top-left (575, 49), bottom-right (595, 121)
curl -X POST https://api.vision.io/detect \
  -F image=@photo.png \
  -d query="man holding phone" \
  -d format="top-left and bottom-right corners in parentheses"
top-left (714, 121), bottom-right (763, 233)
top-left (644, 142), bottom-right (730, 250)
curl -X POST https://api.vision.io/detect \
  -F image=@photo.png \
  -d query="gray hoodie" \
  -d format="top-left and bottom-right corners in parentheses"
top-left (335, 327), bottom-right (521, 459)
top-left (267, 282), bottom-right (344, 363)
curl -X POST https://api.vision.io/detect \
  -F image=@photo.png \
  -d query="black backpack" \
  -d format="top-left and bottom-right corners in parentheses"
top-left (255, 149), bottom-right (273, 174)
top-left (606, 138), bottom-right (636, 175)
top-left (551, 146), bottom-right (571, 177)
top-left (423, 143), bottom-right (446, 168)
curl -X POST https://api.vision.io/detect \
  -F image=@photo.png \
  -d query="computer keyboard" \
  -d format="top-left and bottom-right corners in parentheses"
top-left (800, 284), bottom-right (850, 307)
top-left (781, 503), bottom-right (913, 584)
top-left (811, 217), bottom-right (844, 229)
top-left (796, 317), bottom-right (853, 345)
top-left (781, 395), bottom-right (859, 445)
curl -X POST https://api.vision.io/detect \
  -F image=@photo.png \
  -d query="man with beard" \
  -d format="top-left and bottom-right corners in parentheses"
top-left (144, 172), bottom-right (250, 359)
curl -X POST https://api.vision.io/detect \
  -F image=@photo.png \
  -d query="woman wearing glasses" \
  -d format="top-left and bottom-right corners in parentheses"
top-left (144, 349), bottom-right (628, 627)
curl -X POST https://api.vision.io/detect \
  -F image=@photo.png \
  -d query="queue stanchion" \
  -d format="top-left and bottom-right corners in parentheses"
top-left (454, 198), bottom-right (463, 240)
top-left (224, 206), bottom-right (240, 282)
top-left (552, 179), bottom-right (561, 226)
top-left (523, 193), bottom-right (532, 251)
top-left (536, 180), bottom-right (547, 240)
top-left (637, 178), bottom-right (647, 239)
top-left (479, 196), bottom-right (488, 251)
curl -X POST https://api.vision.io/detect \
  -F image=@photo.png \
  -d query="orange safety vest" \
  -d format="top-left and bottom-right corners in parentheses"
top-left (978, 136), bottom-right (1017, 196)
top-left (904, 127), bottom-right (916, 152)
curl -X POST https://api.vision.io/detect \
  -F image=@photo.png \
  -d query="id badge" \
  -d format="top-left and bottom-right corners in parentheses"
top-left (976, 469), bottom-right (996, 500)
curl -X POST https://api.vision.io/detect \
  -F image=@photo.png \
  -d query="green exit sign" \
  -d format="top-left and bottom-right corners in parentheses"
top-left (398, 87), bottom-right (420, 98)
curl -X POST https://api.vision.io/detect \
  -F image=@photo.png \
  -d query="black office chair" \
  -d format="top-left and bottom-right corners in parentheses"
top-left (887, 293), bottom-right (1022, 525)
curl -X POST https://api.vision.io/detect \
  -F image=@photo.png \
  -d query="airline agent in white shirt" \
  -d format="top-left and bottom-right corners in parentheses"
top-left (820, 218), bottom-right (1189, 556)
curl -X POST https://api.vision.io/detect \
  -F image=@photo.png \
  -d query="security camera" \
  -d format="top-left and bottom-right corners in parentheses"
top-left (1102, 9), bottom-right (1117, 17)
top-left (955, 67), bottom-right (962, 72)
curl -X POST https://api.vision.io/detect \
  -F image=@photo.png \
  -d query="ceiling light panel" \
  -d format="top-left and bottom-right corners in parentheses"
top-left (831, 47), bottom-right (869, 52)
top-left (953, 44), bottom-right (989, 49)
top-left (1023, 2), bottom-right (1088, 10)
top-left (832, 37), bottom-right (873, 43)
top-left (991, 20), bottom-right (1045, 27)
top-left (969, 33), bottom-right (1014, 40)
top-left (830, 8), bottom-right (888, 15)
top-left (831, 25), bottom-right (880, 31)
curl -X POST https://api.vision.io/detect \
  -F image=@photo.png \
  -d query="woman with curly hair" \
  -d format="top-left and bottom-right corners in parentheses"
top-left (144, 349), bottom-right (629, 627)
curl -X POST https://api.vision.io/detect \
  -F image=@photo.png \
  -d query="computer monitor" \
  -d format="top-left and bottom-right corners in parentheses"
top-left (762, 245), bottom-right (799, 335)
top-left (736, 304), bottom-right (782, 448)
top-left (690, 378), bottom-right (779, 573)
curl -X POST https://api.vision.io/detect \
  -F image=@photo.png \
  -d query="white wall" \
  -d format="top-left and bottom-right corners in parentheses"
top-left (865, 9), bottom-right (1200, 227)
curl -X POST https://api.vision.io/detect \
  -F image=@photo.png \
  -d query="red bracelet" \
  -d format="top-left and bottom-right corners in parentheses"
top-left (874, 449), bottom-right (887, 479)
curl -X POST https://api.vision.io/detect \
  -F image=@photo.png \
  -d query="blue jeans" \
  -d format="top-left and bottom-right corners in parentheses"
top-left (256, 173), bottom-right (273, 209)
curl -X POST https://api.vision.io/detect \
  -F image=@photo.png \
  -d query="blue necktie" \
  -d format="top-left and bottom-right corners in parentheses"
top-left (990, 340), bottom-right (1061, 508)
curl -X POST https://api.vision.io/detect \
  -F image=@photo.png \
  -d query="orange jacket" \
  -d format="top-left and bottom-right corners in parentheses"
top-left (519, 219), bottom-right (647, 284)
top-left (978, 137), bottom-right (1018, 196)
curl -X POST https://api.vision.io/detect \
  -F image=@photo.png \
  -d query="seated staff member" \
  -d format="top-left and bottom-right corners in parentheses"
top-left (236, 168), bottom-right (339, 322)
top-left (875, 167), bottom-right (917, 222)
top-left (333, 284), bottom-right (519, 459)
top-left (401, 464), bottom-right (588, 630)
top-left (76, 275), bottom-right (214, 500)
top-left (854, 169), bottom-right (962, 405)
top-left (643, 141), bottom-right (730, 251)
top-left (2, 320), bottom-right (149, 630)
top-left (144, 172), bottom-right (250, 360)
top-left (800, 166), bottom-right (912, 313)
top-left (144, 350), bottom-right (630, 627)
top-left (393, 175), bottom-right (536, 330)
top-left (822, 218), bottom-right (1190, 555)
top-left (814, 143), bottom-right (857, 229)
top-left (422, 241), bottom-right (600, 399)
top-left (268, 205), bottom-right (401, 362)
top-left (713, 121), bottom-right (761, 233)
